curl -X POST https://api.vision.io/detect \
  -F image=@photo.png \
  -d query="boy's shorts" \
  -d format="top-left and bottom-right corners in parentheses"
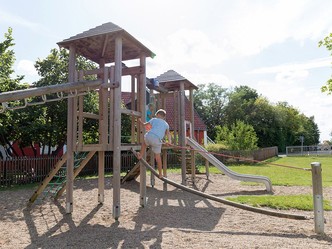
top-left (144, 133), bottom-right (162, 154)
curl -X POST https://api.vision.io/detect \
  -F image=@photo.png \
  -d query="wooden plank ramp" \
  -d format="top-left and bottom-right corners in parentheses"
top-left (131, 149), bottom-right (310, 220)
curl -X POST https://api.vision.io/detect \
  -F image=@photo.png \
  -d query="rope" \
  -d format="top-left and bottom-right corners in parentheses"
top-left (166, 143), bottom-right (311, 172)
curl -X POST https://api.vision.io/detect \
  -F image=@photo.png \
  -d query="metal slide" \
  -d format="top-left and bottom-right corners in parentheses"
top-left (186, 137), bottom-right (273, 192)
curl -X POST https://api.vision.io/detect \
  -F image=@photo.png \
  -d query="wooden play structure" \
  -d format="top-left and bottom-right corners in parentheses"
top-left (0, 22), bottom-right (202, 220)
top-left (3, 22), bottom-right (326, 234)
top-left (0, 22), bottom-right (278, 221)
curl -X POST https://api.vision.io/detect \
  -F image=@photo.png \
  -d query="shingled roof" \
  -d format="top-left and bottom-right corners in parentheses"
top-left (57, 22), bottom-right (155, 63)
top-left (155, 70), bottom-right (198, 91)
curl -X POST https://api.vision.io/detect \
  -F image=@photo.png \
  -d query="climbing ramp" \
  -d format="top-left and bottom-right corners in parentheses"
top-left (131, 149), bottom-right (308, 220)
top-left (121, 149), bottom-right (152, 183)
top-left (186, 137), bottom-right (273, 192)
top-left (28, 151), bottom-right (95, 204)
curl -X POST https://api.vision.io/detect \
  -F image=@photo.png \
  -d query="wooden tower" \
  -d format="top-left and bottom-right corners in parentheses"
top-left (154, 70), bottom-right (198, 185)
top-left (56, 22), bottom-right (154, 219)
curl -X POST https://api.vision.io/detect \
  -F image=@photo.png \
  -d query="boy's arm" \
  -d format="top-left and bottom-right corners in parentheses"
top-left (138, 118), bottom-right (149, 127)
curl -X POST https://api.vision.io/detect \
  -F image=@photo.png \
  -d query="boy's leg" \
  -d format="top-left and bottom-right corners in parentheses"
top-left (137, 142), bottom-right (147, 160)
top-left (155, 153), bottom-right (163, 178)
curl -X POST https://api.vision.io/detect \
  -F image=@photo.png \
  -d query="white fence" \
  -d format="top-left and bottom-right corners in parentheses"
top-left (286, 146), bottom-right (332, 156)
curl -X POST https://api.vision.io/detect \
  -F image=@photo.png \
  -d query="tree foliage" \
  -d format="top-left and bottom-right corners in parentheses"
top-left (0, 28), bottom-right (100, 157)
top-left (33, 48), bottom-right (99, 154)
top-left (194, 83), bottom-right (320, 152)
top-left (0, 28), bottom-right (30, 157)
top-left (319, 32), bottom-right (332, 94)
top-left (215, 120), bottom-right (258, 150)
top-left (193, 83), bottom-right (229, 139)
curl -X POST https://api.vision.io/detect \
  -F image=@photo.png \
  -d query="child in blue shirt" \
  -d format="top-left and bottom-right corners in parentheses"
top-left (137, 109), bottom-right (172, 178)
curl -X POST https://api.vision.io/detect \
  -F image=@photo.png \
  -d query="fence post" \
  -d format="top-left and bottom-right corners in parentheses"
top-left (311, 162), bottom-right (324, 234)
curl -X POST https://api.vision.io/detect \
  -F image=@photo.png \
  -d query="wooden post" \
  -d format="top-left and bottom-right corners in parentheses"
top-left (173, 91), bottom-right (178, 145)
top-left (139, 54), bottom-right (147, 207)
top-left (112, 36), bottom-right (122, 220)
top-left (97, 62), bottom-right (108, 204)
top-left (77, 70), bottom-right (84, 151)
top-left (311, 162), bottom-right (325, 234)
top-left (109, 66), bottom-right (115, 151)
top-left (189, 88), bottom-right (195, 180)
top-left (179, 82), bottom-right (186, 185)
top-left (131, 75), bottom-right (136, 143)
top-left (66, 45), bottom-right (76, 214)
top-left (162, 149), bottom-right (167, 177)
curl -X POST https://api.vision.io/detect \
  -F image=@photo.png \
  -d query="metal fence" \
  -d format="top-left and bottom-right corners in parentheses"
top-left (0, 147), bottom-right (278, 187)
top-left (286, 146), bottom-right (332, 156)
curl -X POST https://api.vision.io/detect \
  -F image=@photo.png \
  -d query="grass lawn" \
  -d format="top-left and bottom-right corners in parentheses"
top-left (1, 156), bottom-right (331, 211)
top-left (196, 156), bottom-right (332, 211)
top-left (198, 156), bottom-right (332, 187)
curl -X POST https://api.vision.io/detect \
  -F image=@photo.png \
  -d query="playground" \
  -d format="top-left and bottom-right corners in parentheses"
top-left (1, 173), bottom-right (331, 248)
top-left (0, 22), bottom-right (331, 248)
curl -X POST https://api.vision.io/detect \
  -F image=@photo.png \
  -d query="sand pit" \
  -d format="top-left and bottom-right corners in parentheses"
top-left (1, 173), bottom-right (331, 248)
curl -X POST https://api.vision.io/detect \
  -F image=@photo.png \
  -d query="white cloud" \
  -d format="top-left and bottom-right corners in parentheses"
top-left (249, 57), bottom-right (331, 74)
top-left (275, 70), bottom-right (309, 83)
top-left (218, 0), bottom-right (332, 56)
top-left (17, 60), bottom-right (38, 76)
top-left (0, 9), bottom-right (40, 31)
top-left (162, 29), bottom-right (229, 68)
top-left (185, 72), bottom-right (237, 88)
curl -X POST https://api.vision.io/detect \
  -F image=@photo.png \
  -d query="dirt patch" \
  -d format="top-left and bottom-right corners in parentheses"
top-left (0, 173), bottom-right (331, 248)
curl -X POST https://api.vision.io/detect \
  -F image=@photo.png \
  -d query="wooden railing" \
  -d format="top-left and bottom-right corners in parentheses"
top-left (0, 147), bottom-right (278, 186)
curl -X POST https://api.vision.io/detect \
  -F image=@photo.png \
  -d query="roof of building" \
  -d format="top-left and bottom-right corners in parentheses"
top-left (155, 70), bottom-right (198, 91)
top-left (121, 92), bottom-right (206, 131)
top-left (57, 22), bottom-right (155, 63)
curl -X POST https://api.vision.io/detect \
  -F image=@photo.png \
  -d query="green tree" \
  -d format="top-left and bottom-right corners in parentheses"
top-left (223, 85), bottom-right (259, 125)
top-left (215, 120), bottom-right (258, 150)
top-left (193, 83), bottom-right (229, 140)
top-left (33, 48), bottom-right (99, 154)
top-left (0, 27), bottom-right (29, 157)
top-left (319, 33), bottom-right (332, 94)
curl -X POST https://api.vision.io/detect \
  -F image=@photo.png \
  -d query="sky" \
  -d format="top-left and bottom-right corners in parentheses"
top-left (1, 0), bottom-right (332, 142)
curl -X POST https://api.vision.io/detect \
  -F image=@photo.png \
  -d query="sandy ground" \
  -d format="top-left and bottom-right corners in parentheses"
top-left (0, 173), bottom-right (331, 249)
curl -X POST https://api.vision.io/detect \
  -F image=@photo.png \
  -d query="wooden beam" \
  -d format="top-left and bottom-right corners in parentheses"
top-left (120, 108), bottom-right (142, 117)
top-left (179, 82), bottom-right (186, 185)
top-left (77, 71), bottom-right (84, 150)
top-left (139, 54), bottom-right (147, 207)
top-left (81, 112), bottom-right (99, 120)
top-left (189, 88), bottom-right (195, 181)
top-left (101, 34), bottom-right (109, 58)
top-left (120, 144), bottom-right (141, 151)
top-left (131, 76), bottom-right (136, 143)
top-left (28, 153), bottom-right (68, 204)
top-left (112, 36), bottom-right (122, 220)
top-left (77, 144), bottom-right (105, 151)
top-left (122, 66), bottom-right (144, 76)
top-left (83, 68), bottom-right (103, 76)
top-left (100, 82), bottom-right (119, 89)
top-left (0, 79), bottom-right (102, 103)
top-left (66, 45), bottom-right (76, 214)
